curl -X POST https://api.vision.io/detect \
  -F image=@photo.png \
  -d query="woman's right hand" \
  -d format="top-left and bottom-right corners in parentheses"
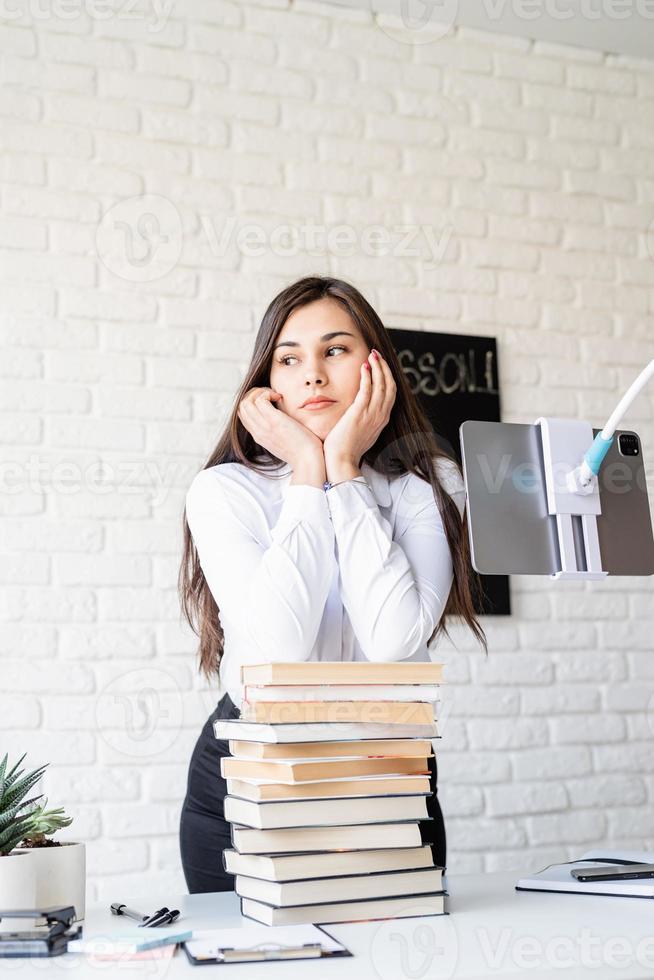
top-left (237, 387), bottom-right (324, 469)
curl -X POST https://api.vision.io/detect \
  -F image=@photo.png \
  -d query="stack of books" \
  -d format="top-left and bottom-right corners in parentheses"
top-left (214, 661), bottom-right (448, 925)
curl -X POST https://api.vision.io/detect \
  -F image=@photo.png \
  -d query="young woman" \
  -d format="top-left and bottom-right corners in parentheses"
top-left (178, 275), bottom-right (487, 894)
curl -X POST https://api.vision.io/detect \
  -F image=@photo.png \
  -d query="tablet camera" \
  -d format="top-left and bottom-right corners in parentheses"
top-left (618, 433), bottom-right (640, 456)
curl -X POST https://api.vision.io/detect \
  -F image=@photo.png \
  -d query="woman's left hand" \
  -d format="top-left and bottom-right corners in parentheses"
top-left (323, 348), bottom-right (397, 466)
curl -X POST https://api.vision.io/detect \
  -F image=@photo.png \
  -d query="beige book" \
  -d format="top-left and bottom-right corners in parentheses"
top-left (221, 755), bottom-right (430, 784)
top-left (240, 700), bottom-right (435, 725)
top-left (244, 684), bottom-right (441, 702)
top-left (225, 775), bottom-right (431, 801)
top-left (241, 662), bottom-right (444, 686)
top-left (228, 738), bottom-right (434, 760)
top-left (223, 844), bottom-right (438, 881)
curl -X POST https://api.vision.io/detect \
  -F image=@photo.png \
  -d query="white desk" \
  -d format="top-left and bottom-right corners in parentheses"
top-left (10, 871), bottom-right (654, 979)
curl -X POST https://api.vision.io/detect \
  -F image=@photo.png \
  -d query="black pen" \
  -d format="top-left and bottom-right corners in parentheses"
top-left (111, 903), bottom-right (181, 927)
top-left (143, 908), bottom-right (180, 927)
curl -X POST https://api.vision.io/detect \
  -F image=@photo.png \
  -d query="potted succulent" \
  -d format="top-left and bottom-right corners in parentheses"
top-left (17, 795), bottom-right (86, 922)
top-left (1, 753), bottom-right (86, 922)
top-left (0, 753), bottom-right (44, 920)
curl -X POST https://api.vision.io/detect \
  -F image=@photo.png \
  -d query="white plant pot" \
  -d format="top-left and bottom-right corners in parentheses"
top-left (16, 842), bottom-right (86, 922)
top-left (0, 851), bottom-right (38, 930)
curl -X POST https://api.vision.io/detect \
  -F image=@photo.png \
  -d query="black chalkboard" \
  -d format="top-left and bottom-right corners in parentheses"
top-left (387, 327), bottom-right (511, 616)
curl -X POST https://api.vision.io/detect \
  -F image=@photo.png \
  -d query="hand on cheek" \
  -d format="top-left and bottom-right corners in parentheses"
top-left (323, 348), bottom-right (397, 465)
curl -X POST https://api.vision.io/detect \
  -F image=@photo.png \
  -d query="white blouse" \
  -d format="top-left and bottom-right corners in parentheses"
top-left (185, 455), bottom-right (466, 708)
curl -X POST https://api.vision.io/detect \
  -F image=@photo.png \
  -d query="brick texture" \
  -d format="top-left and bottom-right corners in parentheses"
top-left (1, 0), bottom-right (654, 897)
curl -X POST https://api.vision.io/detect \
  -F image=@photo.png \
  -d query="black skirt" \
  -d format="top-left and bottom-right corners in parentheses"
top-left (179, 691), bottom-right (447, 894)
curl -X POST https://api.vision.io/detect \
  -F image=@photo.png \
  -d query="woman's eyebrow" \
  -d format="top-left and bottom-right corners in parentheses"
top-left (273, 331), bottom-right (355, 351)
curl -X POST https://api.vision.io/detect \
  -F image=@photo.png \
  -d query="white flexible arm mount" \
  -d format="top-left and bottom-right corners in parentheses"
top-left (575, 358), bottom-right (654, 490)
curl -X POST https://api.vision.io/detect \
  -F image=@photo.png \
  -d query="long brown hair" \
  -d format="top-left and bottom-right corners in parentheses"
top-left (179, 276), bottom-right (487, 682)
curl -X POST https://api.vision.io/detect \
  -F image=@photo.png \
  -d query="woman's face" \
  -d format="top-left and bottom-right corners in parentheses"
top-left (268, 297), bottom-right (371, 442)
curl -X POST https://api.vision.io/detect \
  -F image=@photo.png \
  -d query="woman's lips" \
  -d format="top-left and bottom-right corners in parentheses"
top-left (302, 400), bottom-right (336, 410)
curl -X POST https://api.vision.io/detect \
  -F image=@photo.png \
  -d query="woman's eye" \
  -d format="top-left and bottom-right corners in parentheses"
top-left (278, 345), bottom-right (347, 366)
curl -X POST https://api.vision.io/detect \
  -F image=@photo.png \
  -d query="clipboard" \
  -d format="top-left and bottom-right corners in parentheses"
top-left (182, 924), bottom-right (352, 965)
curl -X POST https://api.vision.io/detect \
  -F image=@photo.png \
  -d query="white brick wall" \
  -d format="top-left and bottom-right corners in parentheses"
top-left (1, 0), bottom-right (654, 898)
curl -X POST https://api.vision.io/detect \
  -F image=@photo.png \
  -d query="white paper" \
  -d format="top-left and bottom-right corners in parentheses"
top-left (186, 924), bottom-right (346, 958)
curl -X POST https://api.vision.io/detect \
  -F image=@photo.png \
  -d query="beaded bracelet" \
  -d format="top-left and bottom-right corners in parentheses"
top-left (323, 476), bottom-right (373, 492)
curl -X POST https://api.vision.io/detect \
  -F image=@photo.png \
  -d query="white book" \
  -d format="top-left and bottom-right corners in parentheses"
top-left (516, 849), bottom-right (654, 899)
top-left (241, 893), bottom-right (447, 925)
top-left (226, 754), bottom-right (434, 765)
top-left (224, 794), bottom-right (429, 829)
top-left (244, 684), bottom-right (441, 702)
top-left (231, 820), bottom-right (426, 854)
top-left (214, 720), bottom-right (438, 743)
top-left (236, 867), bottom-right (444, 907)
top-left (223, 845), bottom-right (438, 881)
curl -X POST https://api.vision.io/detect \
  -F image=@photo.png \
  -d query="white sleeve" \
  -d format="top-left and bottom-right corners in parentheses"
top-left (326, 465), bottom-right (464, 663)
top-left (185, 470), bottom-right (336, 664)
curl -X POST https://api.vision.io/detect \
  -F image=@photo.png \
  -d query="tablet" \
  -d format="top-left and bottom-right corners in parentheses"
top-left (460, 420), bottom-right (654, 576)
